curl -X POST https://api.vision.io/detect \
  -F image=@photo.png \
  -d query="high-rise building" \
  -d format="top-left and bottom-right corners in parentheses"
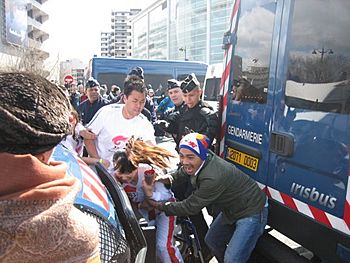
top-left (131, 0), bottom-right (233, 64)
top-left (0, 0), bottom-right (49, 67)
top-left (101, 32), bottom-right (113, 57)
top-left (100, 8), bottom-right (141, 58)
top-left (72, 68), bottom-right (85, 85)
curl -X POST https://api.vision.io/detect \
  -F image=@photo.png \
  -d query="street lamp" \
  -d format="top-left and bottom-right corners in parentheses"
top-left (312, 47), bottom-right (333, 61)
top-left (179, 46), bottom-right (188, 61)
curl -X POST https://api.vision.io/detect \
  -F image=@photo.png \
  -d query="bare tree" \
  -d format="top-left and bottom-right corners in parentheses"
top-left (0, 44), bottom-right (59, 79)
top-left (289, 54), bottom-right (350, 83)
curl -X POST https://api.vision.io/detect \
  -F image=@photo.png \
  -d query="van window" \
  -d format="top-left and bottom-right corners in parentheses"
top-left (145, 74), bottom-right (173, 95)
top-left (97, 73), bottom-right (173, 96)
top-left (232, 0), bottom-right (276, 104)
top-left (98, 73), bottom-right (127, 90)
top-left (90, 59), bottom-right (208, 96)
top-left (204, 77), bottom-right (220, 101)
top-left (286, 0), bottom-right (350, 114)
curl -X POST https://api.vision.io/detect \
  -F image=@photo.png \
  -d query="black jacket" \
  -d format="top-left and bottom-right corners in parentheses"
top-left (159, 102), bottom-right (186, 143)
top-left (171, 101), bottom-right (219, 145)
top-left (77, 97), bottom-right (109, 125)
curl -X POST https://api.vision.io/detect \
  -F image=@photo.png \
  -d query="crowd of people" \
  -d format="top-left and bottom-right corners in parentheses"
top-left (0, 69), bottom-right (268, 263)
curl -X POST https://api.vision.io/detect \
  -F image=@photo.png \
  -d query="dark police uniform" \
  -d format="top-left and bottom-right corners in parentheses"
top-left (77, 78), bottom-right (109, 125)
top-left (177, 100), bottom-right (218, 145)
top-left (160, 101), bottom-right (186, 140)
top-left (70, 92), bottom-right (80, 111)
top-left (160, 75), bottom-right (219, 147)
top-left (78, 97), bottom-right (109, 125)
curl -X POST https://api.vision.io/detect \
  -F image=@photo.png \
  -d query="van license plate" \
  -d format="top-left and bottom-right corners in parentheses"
top-left (227, 147), bottom-right (259, 172)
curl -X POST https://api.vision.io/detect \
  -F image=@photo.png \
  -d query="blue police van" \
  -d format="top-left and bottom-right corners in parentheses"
top-left (87, 57), bottom-right (208, 95)
top-left (220, 0), bottom-right (350, 262)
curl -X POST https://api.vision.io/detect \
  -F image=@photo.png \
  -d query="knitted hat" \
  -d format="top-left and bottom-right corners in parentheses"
top-left (167, 79), bottom-right (181, 90)
top-left (181, 73), bottom-right (200, 93)
top-left (179, 133), bottom-right (210, 160)
top-left (0, 72), bottom-right (71, 155)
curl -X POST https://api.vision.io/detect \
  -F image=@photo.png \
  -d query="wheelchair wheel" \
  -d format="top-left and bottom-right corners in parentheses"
top-left (174, 220), bottom-right (203, 263)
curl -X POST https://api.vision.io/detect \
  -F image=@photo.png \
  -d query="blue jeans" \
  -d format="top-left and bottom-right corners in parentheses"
top-left (205, 206), bottom-right (268, 263)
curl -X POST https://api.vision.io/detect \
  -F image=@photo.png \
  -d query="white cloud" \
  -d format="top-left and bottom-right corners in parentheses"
top-left (42, 0), bottom-right (154, 65)
top-left (236, 6), bottom-right (275, 69)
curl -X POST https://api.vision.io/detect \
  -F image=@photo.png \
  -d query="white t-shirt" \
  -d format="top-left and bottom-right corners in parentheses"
top-left (86, 104), bottom-right (156, 171)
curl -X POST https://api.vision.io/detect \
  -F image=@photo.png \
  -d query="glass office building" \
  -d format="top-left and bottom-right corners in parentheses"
top-left (131, 0), bottom-right (232, 64)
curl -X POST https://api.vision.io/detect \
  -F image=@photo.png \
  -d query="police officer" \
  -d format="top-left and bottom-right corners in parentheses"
top-left (179, 73), bottom-right (219, 144)
top-left (155, 79), bottom-right (186, 138)
top-left (68, 82), bottom-right (80, 111)
top-left (77, 78), bottom-right (109, 125)
top-left (166, 79), bottom-right (186, 113)
top-left (158, 73), bottom-right (219, 146)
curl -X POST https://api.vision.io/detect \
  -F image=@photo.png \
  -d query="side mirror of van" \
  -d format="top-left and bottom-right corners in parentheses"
top-left (222, 30), bottom-right (237, 50)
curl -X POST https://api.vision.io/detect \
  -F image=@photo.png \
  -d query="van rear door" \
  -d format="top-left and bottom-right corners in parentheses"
top-left (225, 0), bottom-right (350, 261)
top-left (267, 0), bottom-right (350, 233)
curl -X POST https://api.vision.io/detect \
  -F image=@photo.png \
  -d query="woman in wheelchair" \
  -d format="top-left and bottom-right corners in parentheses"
top-left (112, 138), bottom-right (183, 263)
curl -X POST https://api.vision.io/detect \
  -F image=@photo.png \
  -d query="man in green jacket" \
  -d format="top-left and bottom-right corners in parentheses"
top-left (143, 133), bottom-right (268, 263)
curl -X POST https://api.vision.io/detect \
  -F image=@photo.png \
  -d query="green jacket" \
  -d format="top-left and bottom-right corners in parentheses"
top-left (163, 151), bottom-right (266, 223)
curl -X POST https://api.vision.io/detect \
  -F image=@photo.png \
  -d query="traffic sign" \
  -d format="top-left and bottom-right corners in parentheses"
top-left (64, 75), bottom-right (74, 84)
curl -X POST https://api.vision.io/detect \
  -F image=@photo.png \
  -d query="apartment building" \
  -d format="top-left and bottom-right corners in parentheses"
top-left (0, 0), bottom-right (49, 66)
top-left (101, 8), bottom-right (141, 58)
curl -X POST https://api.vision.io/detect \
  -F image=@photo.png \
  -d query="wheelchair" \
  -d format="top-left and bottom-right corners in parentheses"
top-left (174, 216), bottom-right (205, 263)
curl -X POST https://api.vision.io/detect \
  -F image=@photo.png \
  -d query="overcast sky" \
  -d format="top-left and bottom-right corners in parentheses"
top-left (42, 0), bottom-right (154, 65)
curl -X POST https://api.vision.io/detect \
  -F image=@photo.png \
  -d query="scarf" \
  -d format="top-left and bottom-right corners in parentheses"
top-left (0, 153), bottom-right (100, 263)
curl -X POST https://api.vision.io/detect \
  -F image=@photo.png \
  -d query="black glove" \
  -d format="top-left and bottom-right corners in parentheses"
top-left (166, 111), bottom-right (180, 123)
top-left (164, 106), bottom-right (175, 115)
top-left (154, 120), bottom-right (169, 130)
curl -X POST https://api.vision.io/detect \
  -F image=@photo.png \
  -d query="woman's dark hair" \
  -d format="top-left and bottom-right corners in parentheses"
top-left (113, 150), bottom-right (136, 174)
